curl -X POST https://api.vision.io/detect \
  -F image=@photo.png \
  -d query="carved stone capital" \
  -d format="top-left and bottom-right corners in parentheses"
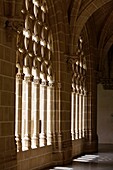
top-left (40, 80), bottom-right (48, 86)
top-left (80, 75), bottom-right (85, 84)
top-left (83, 90), bottom-right (87, 96)
top-left (72, 88), bottom-right (76, 93)
top-left (48, 81), bottom-right (55, 87)
top-left (57, 82), bottom-right (62, 89)
top-left (33, 78), bottom-right (41, 84)
top-left (76, 73), bottom-right (80, 81)
top-left (3, 18), bottom-right (24, 32)
top-left (101, 78), bottom-right (113, 90)
top-left (66, 54), bottom-right (79, 64)
top-left (24, 76), bottom-right (33, 82)
top-left (16, 73), bottom-right (24, 80)
top-left (0, 17), bottom-right (24, 42)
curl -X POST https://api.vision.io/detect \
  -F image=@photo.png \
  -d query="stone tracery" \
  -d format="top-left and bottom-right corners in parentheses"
top-left (71, 37), bottom-right (87, 141)
top-left (15, 0), bottom-right (54, 151)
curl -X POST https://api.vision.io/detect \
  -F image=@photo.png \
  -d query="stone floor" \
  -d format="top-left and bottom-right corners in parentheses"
top-left (47, 144), bottom-right (113, 170)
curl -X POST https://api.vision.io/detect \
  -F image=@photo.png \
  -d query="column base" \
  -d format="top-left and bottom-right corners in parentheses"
top-left (84, 135), bottom-right (98, 153)
top-left (22, 135), bottom-right (31, 151)
top-left (31, 134), bottom-right (39, 148)
top-left (47, 132), bottom-right (53, 146)
top-left (57, 132), bottom-right (62, 150)
top-left (15, 135), bottom-right (22, 152)
top-left (71, 132), bottom-right (75, 140)
top-left (39, 133), bottom-right (47, 147)
top-left (75, 131), bottom-right (79, 139)
top-left (53, 149), bottom-right (72, 165)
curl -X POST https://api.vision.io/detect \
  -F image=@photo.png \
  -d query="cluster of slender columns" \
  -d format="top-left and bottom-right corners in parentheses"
top-left (71, 37), bottom-right (87, 141)
top-left (15, 74), bottom-right (55, 151)
top-left (15, 0), bottom-right (55, 152)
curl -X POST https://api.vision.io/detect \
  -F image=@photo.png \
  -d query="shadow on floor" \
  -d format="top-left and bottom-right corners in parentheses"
top-left (45, 144), bottom-right (113, 170)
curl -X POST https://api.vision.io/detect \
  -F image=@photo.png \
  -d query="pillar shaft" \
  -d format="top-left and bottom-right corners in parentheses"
top-left (75, 92), bottom-right (79, 139)
top-left (71, 92), bottom-right (75, 140)
top-left (47, 84), bottom-right (54, 145)
top-left (31, 79), bottom-right (40, 148)
top-left (15, 73), bottom-right (23, 152)
top-left (22, 76), bottom-right (32, 150)
top-left (39, 83), bottom-right (47, 147)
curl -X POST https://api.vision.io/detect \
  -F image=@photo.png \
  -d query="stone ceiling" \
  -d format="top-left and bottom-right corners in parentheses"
top-left (78, 0), bottom-right (113, 89)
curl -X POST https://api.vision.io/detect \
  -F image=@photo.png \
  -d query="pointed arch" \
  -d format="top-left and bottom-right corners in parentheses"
top-left (70, 0), bottom-right (112, 54)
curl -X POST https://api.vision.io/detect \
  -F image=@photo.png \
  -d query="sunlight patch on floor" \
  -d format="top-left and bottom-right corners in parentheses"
top-left (73, 154), bottom-right (99, 163)
top-left (50, 167), bottom-right (73, 170)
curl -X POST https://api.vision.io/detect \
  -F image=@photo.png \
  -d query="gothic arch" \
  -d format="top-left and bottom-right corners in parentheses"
top-left (70, 0), bottom-right (82, 22)
top-left (104, 35), bottom-right (113, 59)
top-left (46, 0), bottom-right (68, 81)
top-left (98, 10), bottom-right (113, 72)
top-left (70, 0), bottom-right (112, 54)
top-left (99, 35), bottom-right (113, 79)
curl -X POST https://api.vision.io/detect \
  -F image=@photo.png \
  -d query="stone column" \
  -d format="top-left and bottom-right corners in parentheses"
top-left (82, 54), bottom-right (87, 139)
top-left (15, 73), bottom-right (23, 152)
top-left (75, 80), bottom-right (79, 139)
top-left (80, 77), bottom-right (84, 138)
top-left (51, 84), bottom-right (56, 149)
top-left (39, 81), bottom-right (47, 147)
top-left (79, 86), bottom-right (82, 139)
top-left (83, 89), bottom-right (88, 139)
top-left (71, 65), bottom-right (76, 140)
top-left (22, 75), bottom-right (32, 150)
top-left (56, 82), bottom-right (62, 150)
top-left (71, 91), bottom-right (75, 140)
top-left (82, 91), bottom-right (85, 138)
top-left (86, 64), bottom-right (98, 152)
top-left (47, 82), bottom-right (54, 145)
top-left (31, 78), bottom-right (40, 148)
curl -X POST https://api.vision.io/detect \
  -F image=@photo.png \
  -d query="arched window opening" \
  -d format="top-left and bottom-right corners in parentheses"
top-left (71, 37), bottom-right (87, 140)
top-left (15, 0), bottom-right (55, 152)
